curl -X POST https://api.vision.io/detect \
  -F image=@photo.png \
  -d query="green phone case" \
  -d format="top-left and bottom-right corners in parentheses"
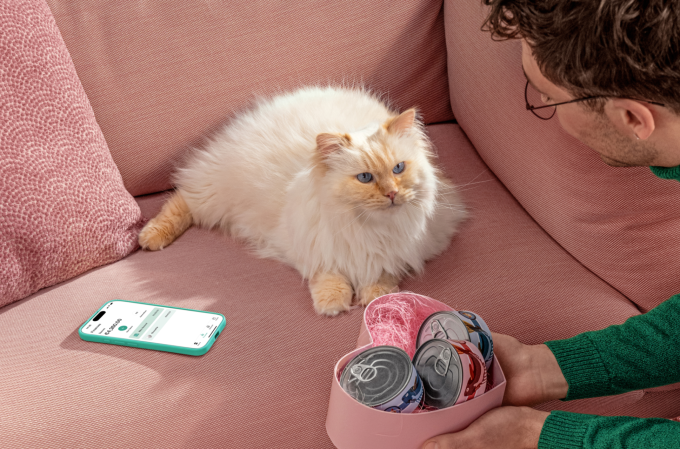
top-left (78, 299), bottom-right (226, 356)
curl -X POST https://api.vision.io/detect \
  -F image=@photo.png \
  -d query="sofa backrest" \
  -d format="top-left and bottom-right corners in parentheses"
top-left (46, 0), bottom-right (453, 197)
top-left (444, 0), bottom-right (680, 312)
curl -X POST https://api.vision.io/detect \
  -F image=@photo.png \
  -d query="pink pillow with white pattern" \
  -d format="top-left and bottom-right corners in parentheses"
top-left (0, 0), bottom-right (144, 308)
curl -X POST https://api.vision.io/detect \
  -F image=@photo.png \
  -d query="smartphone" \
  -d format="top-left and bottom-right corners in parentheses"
top-left (79, 300), bottom-right (226, 356)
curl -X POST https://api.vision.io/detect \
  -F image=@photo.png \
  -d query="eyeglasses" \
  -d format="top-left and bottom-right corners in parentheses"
top-left (525, 80), bottom-right (666, 120)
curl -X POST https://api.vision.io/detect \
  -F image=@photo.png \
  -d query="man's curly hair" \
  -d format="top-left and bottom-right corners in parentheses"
top-left (483, 0), bottom-right (680, 113)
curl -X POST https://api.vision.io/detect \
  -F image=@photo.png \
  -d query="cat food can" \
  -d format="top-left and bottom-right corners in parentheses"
top-left (448, 339), bottom-right (488, 402)
top-left (413, 339), bottom-right (487, 409)
top-left (416, 311), bottom-right (470, 349)
top-left (456, 311), bottom-right (494, 370)
top-left (340, 346), bottom-right (424, 413)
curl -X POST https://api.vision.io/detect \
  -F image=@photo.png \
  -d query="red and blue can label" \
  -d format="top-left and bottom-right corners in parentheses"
top-left (456, 311), bottom-right (494, 370)
top-left (447, 339), bottom-right (487, 403)
top-left (413, 339), bottom-right (487, 409)
top-left (379, 365), bottom-right (424, 413)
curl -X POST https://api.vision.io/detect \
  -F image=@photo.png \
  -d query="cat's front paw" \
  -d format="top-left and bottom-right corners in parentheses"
top-left (309, 272), bottom-right (353, 317)
top-left (138, 219), bottom-right (174, 251)
top-left (138, 191), bottom-right (193, 251)
top-left (358, 282), bottom-right (399, 307)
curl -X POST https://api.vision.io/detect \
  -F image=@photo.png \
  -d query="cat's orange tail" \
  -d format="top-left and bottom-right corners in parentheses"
top-left (138, 191), bottom-right (193, 250)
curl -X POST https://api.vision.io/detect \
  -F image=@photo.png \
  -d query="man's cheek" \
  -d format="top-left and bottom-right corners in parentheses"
top-left (558, 107), bottom-right (600, 145)
top-left (556, 110), bottom-right (582, 140)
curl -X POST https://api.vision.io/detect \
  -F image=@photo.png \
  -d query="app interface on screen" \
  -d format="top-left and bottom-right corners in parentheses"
top-left (82, 301), bottom-right (223, 348)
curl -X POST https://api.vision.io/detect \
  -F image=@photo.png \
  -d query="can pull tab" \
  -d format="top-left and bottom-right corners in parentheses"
top-left (350, 363), bottom-right (379, 382)
top-left (434, 348), bottom-right (452, 376)
top-left (431, 319), bottom-right (450, 340)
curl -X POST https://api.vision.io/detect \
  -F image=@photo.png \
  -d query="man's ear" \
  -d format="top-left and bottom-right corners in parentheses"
top-left (316, 133), bottom-right (351, 157)
top-left (384, 108), bottom-right (417, 135)
top-left (608, 98), bottom-right (656, 140)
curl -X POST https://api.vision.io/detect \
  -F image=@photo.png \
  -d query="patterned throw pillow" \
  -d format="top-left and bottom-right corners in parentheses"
top-left (0, 0), bottom-right (144, 307)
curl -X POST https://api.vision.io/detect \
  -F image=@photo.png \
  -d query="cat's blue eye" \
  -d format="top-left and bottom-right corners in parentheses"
top-left (393, 162), bottom-right (405, 174)
top-left (357, 173), bottom-right (373, 183)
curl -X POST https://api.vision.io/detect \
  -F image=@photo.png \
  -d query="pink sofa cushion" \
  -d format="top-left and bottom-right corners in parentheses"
top-left (444, 0), bottom-right (680, 312)
top-left (46, 0), bottom-right (454, 196)
top-left (0, 0), bottom-right (144, 308)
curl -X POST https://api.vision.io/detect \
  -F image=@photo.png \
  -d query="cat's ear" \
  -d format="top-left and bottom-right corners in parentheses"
top-left (384, 108), bottom-right (417, 135)
top-left (316, 133), bottom-right (351, 157)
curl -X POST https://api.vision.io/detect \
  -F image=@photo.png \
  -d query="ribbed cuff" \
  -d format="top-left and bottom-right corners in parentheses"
top-left (545, 334), bottom-right (612, 400)
top-left (538, 411), bottom-right (594, 449)
top-left (650, 165), bottom-right (680, 181)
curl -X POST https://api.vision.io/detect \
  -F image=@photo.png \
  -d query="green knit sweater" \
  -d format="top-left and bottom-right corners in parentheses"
top-left (537, 165), bottom-right (680, 449)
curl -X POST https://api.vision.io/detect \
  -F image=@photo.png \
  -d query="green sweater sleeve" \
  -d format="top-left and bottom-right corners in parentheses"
top-left (544, 293), bottom-right (680, 399)
top-left (538, 295), bottom-right (680, 449)
top-left (537, 168), bottom-right (680, 448)
top-left (548, 165), bottom-right (680, 397)
top-left (650, 164), bottom-right (680, 180)
top-left (538, 411), bottom-right (680, 449)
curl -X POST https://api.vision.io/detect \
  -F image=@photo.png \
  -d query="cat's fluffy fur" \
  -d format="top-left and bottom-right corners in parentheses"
top-left (138, 86), bottom-right (465, 316)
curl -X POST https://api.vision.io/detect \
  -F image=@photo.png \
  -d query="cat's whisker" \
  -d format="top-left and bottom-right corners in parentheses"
top-left (435, 188), bottom-right (457, 192)
top-left (439, 193), bottom-right (459, 209)
top-left (428, 203), bottom-right (465, 213)
top-left (333, 210), bottom-right (367, 236)
top-left (357, 210), bottom-right (373, 233)
top-left (409, 200), bottom-right (441, 213)
top-left (342, 204), bottom-right (365, 214)
top-left (424, 195), bottom-right (465, 213)
top-left (458, 169), bottom-right (489, 186)
top-left (436, 180), bottom-right (493, 193)
top-left (454, 180), bottom-right (494, 190)
top-left (459, 179), bottom-right (493, 186)
top-left (455, 187), bottom-right (492, 194)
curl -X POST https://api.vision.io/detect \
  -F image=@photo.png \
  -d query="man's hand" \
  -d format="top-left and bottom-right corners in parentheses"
top-left (418, 334), bottom-right (568, 449)
top-left (492, 333), bottom-right (568, 405)
top-left (420, 406), bottom-right (549, 449)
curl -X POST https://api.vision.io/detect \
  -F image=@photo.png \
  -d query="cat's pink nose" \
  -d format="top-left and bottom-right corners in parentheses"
top-left (385, 191), bottom-right (398, 202)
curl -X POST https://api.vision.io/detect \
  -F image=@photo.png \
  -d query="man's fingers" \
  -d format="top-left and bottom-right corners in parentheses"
top-left (421, 430), bottom-right (474, 449)
top-left (421, 436), bottom-right (451, 449)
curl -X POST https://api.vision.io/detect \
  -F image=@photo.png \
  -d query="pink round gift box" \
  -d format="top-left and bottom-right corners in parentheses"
top-left (326, 293), bottom-right (506, 449)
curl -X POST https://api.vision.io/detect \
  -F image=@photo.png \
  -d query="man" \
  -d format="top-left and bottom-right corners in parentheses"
top-left (422, 1), bottom-right (680, 448)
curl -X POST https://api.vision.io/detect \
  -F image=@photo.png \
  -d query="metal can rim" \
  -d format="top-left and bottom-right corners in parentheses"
top-left (416, 311), bottom-right (470, 349)
top-left (339, 345), bottom-right (414, 407)
top-left (412, 338), bottom-right (465, 409)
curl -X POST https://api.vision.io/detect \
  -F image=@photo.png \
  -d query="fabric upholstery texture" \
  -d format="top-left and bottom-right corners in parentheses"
top-left (0, 0), bottom-right (144, 308)
top-left (45, 0), bottom-right (454, 196)
top-left (2, 124), bottom-right (666, 449)
top-left (443, 0), bottom-right (680, 313)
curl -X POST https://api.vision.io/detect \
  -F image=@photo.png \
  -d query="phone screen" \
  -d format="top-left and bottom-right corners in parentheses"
top-left (81, 301), bottom-right (223, 349)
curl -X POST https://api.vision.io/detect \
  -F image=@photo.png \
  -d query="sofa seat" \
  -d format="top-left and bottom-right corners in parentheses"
top-left (2, 124), bottom-right (673, 449)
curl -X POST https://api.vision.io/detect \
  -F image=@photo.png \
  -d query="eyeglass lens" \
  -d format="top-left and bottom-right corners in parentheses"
top-left (525, 82), bottom-right (557, 120)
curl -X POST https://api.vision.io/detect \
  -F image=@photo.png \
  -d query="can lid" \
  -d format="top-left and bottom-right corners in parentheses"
top-left (340, 346), bottom-right (414, 407)
top-left (412, 339), bottom-right (463, 409)
top-left (416, 311), bottom-right (470, 349)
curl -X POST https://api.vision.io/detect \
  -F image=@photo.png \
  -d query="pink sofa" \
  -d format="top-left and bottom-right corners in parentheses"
top-left (2, 0), bottom-right (680, 447)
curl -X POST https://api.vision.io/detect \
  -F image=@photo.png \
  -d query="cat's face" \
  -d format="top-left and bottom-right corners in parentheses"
top-left (316, 109), bottom-right (437, 213)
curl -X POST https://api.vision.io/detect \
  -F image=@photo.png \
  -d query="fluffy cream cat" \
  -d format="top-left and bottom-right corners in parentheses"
top-left (138, 86), bottom-right (465, 316)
